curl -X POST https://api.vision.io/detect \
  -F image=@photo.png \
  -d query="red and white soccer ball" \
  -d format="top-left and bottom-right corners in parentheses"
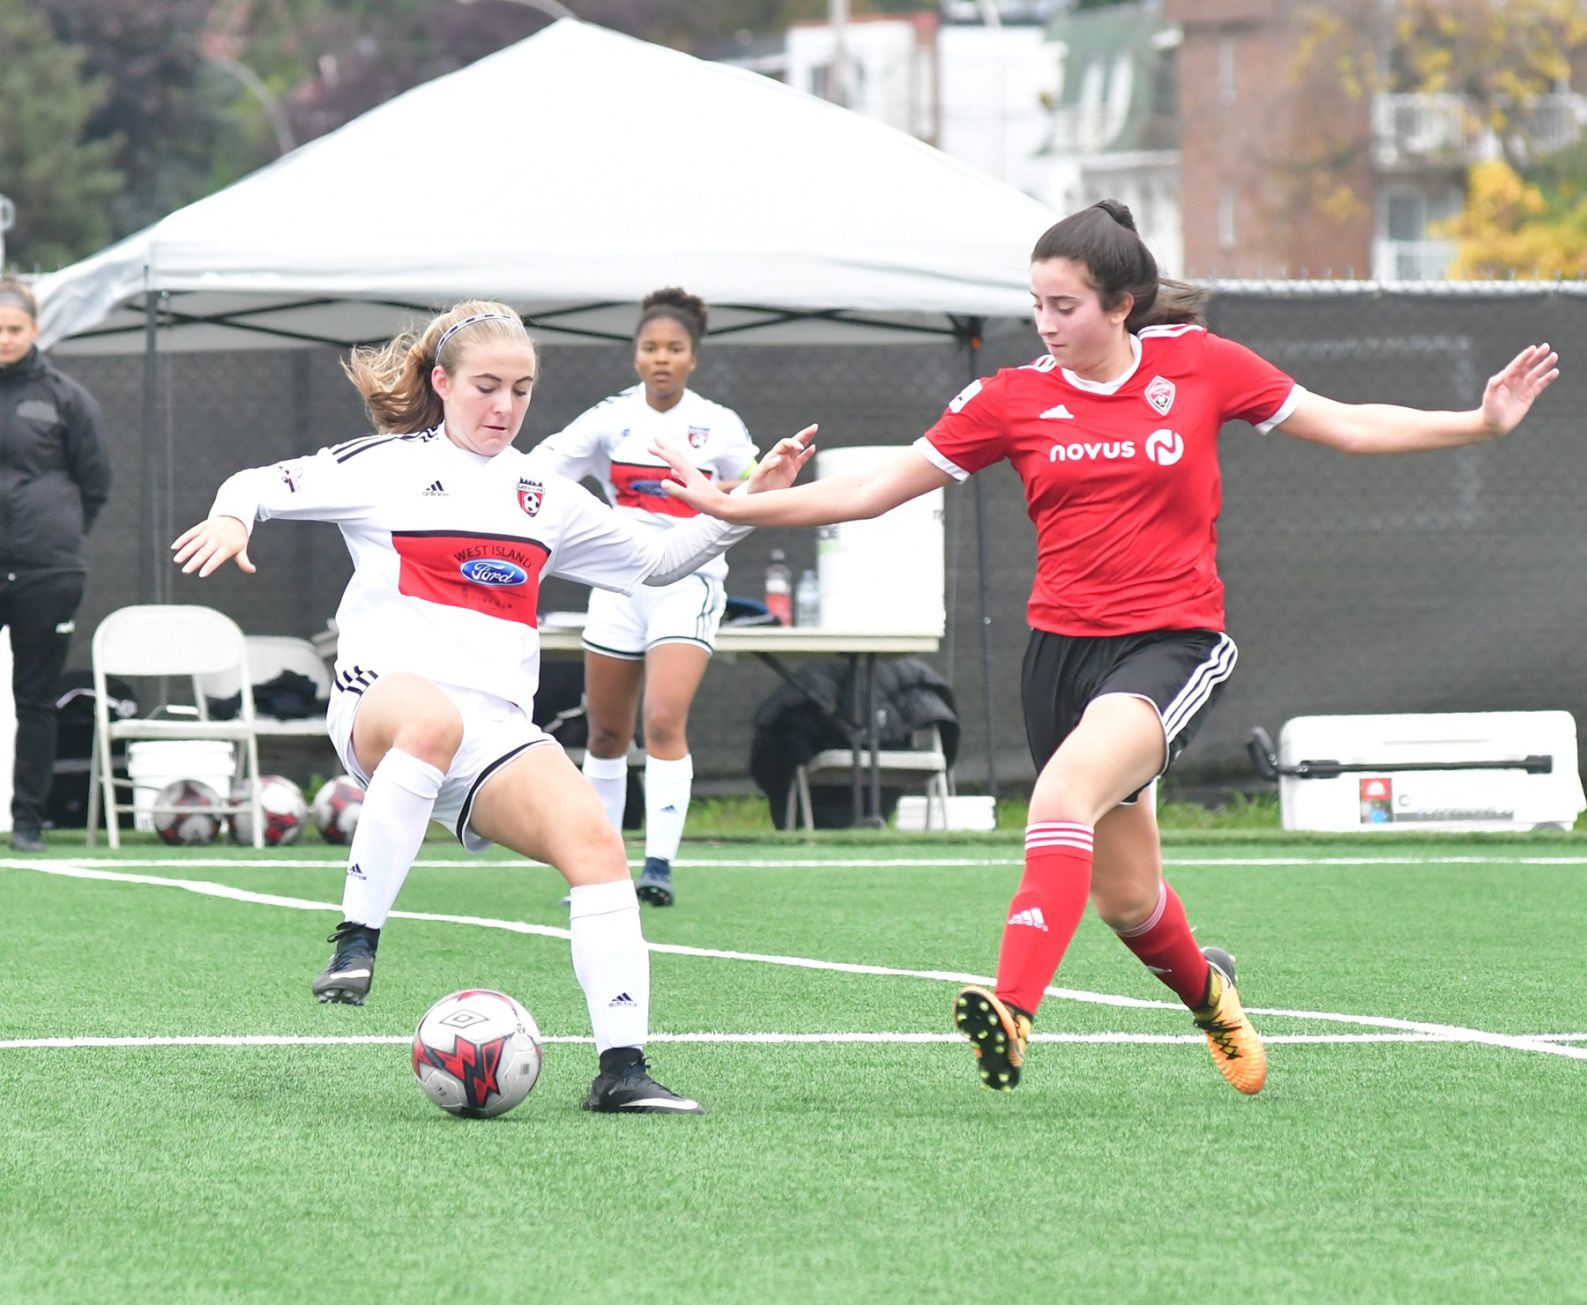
top-left (151, 778), bottom-right (225, 846)
top-left (411, 989), bottom-right (543, 1119)
top-left (311, 775), bottom-right (364, 845)
top-left (229, 775), bottom-right (309, 846)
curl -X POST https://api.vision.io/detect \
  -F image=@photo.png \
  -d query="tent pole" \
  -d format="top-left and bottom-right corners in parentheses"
top-left (140, 290), bottom-right (159, 604)
top-left (962, 317), bottom-right (998, 801)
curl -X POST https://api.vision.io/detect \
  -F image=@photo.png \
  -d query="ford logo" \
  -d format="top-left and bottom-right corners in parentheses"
top-left (460, 559), bottom-right (528, 586)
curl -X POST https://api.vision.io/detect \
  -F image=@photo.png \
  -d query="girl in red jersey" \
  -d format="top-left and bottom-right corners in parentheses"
top-left (652, 200), bottom-right (1559, 1097)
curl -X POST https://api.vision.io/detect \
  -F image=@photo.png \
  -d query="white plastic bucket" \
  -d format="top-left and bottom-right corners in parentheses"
top-left (126, 741), bottom-right (237, 832)
top-left (815, 446), bottom-right (945, 635)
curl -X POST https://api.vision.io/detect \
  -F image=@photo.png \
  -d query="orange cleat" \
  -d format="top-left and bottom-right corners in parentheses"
top-left (1193, 947), bottom-right (1267, 1095)
top-left (953, 985), bottom-right (1034, 1091)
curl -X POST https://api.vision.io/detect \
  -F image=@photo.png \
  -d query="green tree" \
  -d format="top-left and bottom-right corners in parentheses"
top-left (0, 0), bottom-right (123, 271)
top-left (1297, 0), bottom-right (1587, 170)
top-left (1439, 155), bottom-right (1587, 277)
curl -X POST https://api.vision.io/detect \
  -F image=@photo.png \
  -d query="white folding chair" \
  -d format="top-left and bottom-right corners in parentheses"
top-left (786, 724), bottom-right (953, 832)
top-left (86, 605), bottom-right (265, 848)
top-left (196, 635), bottom-right (332, 738)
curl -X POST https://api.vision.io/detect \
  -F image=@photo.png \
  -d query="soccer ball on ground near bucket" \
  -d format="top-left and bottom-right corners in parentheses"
top-left (151, 779), bottom-right (225, 846)
top-left (412, 989), bottom-right (543, 1119)
top-left (229, 775), bottom-right (309, 846)
top-left (311, 775), bottom-right (364, 845)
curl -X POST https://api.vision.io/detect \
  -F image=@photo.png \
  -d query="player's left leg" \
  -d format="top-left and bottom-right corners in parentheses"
top-left (1087, 633), bottom-right (1266, 1095)
top-left (469, 744), bottom-right (703, 1114)
top-left (635, 640), bottom-right (712, 906)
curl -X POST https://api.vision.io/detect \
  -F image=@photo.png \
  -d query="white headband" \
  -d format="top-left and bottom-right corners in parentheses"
top-left (433, 311), bottom-right (518, 358)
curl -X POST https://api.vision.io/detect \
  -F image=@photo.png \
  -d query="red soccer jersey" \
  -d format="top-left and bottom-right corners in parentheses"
top-left (918, 325), bottom-right (1301, 636)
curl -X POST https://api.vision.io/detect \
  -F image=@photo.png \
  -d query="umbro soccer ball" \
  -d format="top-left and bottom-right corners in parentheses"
top-left (229, 775), bottom-right (309, 846)
top-left (311, 775), bottom-right (364, 845)
top-left (412, 989), bottom-right (543, 1119)
top-left (151, 778), bottom-right (225, 846)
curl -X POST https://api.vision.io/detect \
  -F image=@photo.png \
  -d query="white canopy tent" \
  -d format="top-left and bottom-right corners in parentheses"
top-left (35, 18), bottom-right (1059, 796)
top-left (36, 18), bottom-right (1053, 353)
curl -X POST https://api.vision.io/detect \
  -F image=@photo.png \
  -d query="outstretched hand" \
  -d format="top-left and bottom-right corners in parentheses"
top-left (171, 517), bottom-right (254, 577)
top-left (1484, 343), bottom-right (1559, 435)
top-left (743, 425), bottom-right (818, 494)
top-left (652, 424), bottom-right (818, 519)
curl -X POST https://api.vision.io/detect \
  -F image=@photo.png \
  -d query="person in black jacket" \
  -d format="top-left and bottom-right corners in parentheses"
top-left (0, 278), bottom-right (112, 851)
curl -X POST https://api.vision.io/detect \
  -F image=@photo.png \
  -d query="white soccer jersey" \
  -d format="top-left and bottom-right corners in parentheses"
top-left (533, 386), bottom-right (757, 582)
top-left (208, 427), bottom-right (720, 713)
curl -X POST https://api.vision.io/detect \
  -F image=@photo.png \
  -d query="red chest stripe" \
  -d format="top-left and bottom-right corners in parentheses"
top-left (611, 460), bottom-right (710, 519)
top-left (391, 531), bottom-right (549, 627)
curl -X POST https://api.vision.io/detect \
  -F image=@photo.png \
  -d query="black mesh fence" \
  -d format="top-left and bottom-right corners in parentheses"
top-left (55, 285), bottom-right (1587, 796)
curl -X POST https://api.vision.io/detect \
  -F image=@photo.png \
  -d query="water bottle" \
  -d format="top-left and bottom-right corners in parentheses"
top-left (764, 548), bottom-right (792, 625)
top-left (794, 568), bottom-right (821, 628)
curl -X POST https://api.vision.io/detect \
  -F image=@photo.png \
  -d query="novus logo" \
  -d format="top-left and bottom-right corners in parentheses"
top-left (1049, 440), bottom-right (1134, 463)
top-left (1144, 429), bottom-right (1184, 466)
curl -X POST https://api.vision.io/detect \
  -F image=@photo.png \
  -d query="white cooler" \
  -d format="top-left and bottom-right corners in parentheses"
top-left (1272, 711), bottom-right (1585, 833)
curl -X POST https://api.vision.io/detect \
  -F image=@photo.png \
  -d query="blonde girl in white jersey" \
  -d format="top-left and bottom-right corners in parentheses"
top-left (535, 289), bottom-right (758, 907)
top-left (172, 300), bottom-right (812, 1114)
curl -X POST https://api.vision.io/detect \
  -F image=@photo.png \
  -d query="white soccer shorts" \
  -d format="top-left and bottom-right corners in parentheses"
top-left (580, 573), bottom-right (726, 660)
top-left (328, 677), bottom-right (555, 852)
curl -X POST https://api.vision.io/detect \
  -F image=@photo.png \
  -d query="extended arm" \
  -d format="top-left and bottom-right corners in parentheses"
top-left (654, 429), bottom-right (951, 527)
top-left (642, 428), bottom-right (819, 584)
top-left (171, 448), bottom-right (380, 577)
top-left (1277, 343), bottom-right (1558, 454)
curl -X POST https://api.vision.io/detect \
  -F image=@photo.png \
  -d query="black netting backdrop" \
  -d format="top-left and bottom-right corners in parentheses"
top-left (54, 287), bottom-right (1587, 794)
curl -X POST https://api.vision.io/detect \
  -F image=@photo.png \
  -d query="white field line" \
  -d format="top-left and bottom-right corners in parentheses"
top-left (6, 860), bottom-right (1587, 1063)
top-left (5, 1031), bottom-right (1584, 1052)
top-left (13, 854), bottom-right (1587, 871)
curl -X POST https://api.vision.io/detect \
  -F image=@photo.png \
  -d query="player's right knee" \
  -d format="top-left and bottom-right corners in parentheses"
top-left (390, 715), bottom-right (463, 771)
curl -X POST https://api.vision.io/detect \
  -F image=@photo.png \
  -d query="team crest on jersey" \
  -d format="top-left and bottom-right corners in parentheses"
top-left (1144, 375), bottom-right (1176, 416)
top-left (515, 477), bottom-right (545, 517)
top-left (687, 426), bottom-right (709, 448)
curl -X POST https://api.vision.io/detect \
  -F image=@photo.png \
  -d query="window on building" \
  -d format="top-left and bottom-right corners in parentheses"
top-left (1218, 36), bottom-right (1236, 106)
top-left (1218, 186), bottom-right (1236, 251)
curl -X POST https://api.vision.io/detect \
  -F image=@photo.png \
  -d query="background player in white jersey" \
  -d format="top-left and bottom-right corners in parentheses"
top-left (654, 201), bottom-right (1558, 1099)
top-left (535, 288), bottom-right (758, 907)
top-left (172, 300), bottom-right (813, 1115)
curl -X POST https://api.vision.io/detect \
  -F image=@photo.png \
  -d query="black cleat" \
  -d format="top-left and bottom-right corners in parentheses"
top-left (635, 856), bottom-right (674, 907)
top-left (583, 1055), bottom-right (704, 1114)
top-left (9, 825), bottom-right (45, 852)
top-left (954, 985), bottom-right (1033, 1091)
top-left (311, 921), bottom-right (379, 1005)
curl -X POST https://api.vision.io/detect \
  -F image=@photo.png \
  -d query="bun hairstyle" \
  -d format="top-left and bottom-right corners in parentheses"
top-left (637, 287), bottom-right (708, 350)
top-left (1031, 199), bottom-right (1207, 330)
top-left (342, 299), bottom-right (533, 433)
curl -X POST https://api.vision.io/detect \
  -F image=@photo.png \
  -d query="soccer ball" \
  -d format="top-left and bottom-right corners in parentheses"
top-left (412, 989), bottom-right (543, 1119)
top-left (229, 775), bottom-right (309, 846)
top-left (311, 775), bottom-right (364, 845)
top-left (151, 778), bottom-right (225, 846)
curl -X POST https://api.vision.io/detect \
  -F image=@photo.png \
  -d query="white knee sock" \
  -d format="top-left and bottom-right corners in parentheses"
top-left (581, 751), bottom-right (629, 833)
top-left (339, 749), bottom-right (445, 928)
top-left (644, 753), bottom-right (693, 863)
top-left (568, 878), bottom-right (649, 1053)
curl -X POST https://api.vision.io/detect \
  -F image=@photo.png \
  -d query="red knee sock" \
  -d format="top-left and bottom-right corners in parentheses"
top-left (994, 822), bottom-right (1094, 1017)
top-left (1113, 882), bottom-right (1212, 1008)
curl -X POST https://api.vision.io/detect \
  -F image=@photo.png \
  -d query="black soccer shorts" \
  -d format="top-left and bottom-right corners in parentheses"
top-left (1020, 627), bottom-right (1239, 804)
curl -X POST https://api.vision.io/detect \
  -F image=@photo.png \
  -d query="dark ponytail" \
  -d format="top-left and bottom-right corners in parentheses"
top-left (1031, 200), bottom-right (1206, 330)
